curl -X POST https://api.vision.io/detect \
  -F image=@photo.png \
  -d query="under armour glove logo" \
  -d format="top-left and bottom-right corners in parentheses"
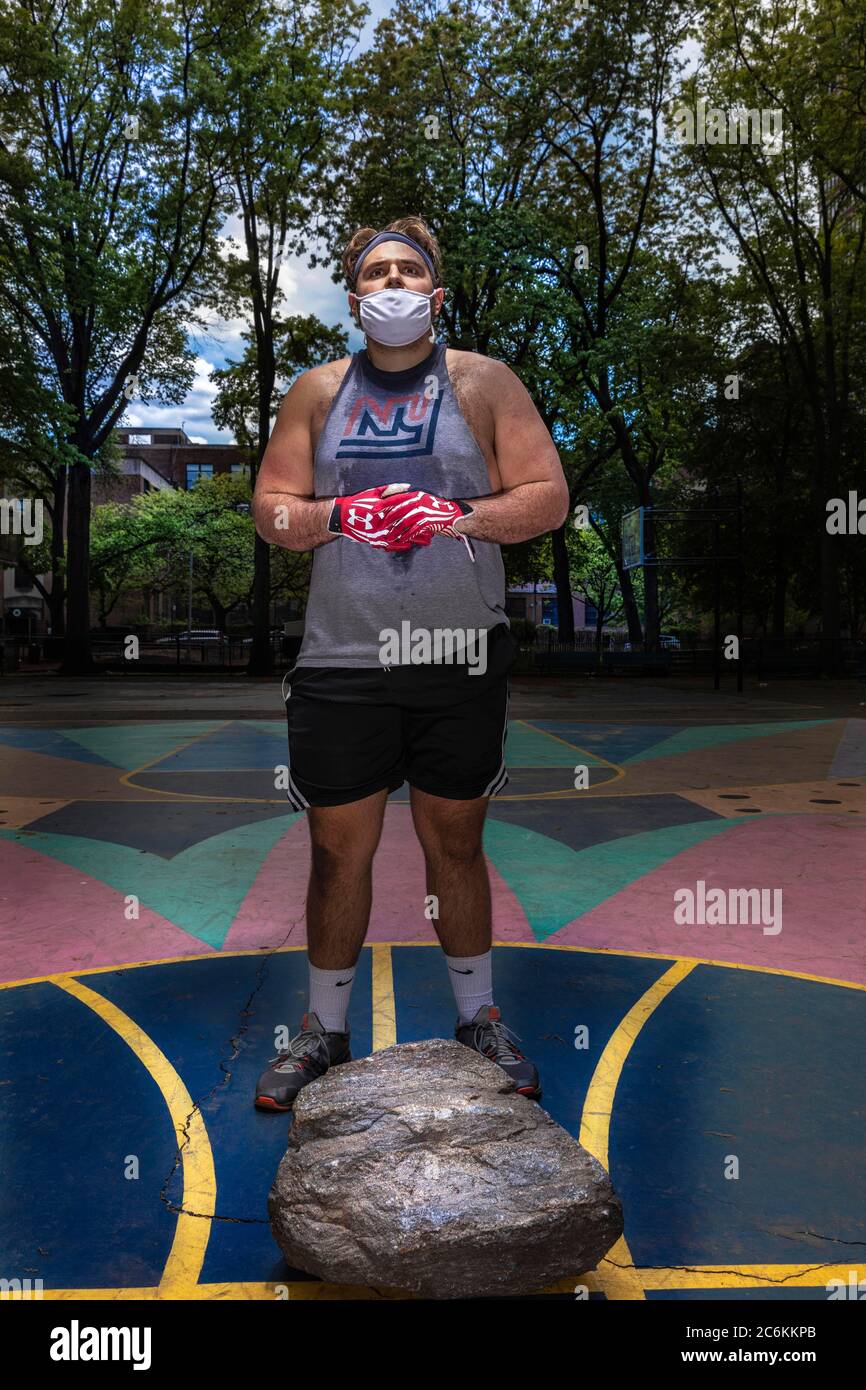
top-left (328, 484), bottom-right (475, 557)
top-left (379, 490), bottom-right (476, 558)
top-left (327, 483), bottom-right (417, 548)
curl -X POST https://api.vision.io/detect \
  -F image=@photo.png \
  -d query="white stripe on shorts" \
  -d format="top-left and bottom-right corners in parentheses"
top-left (283, 666), bottom-right (310, 810)
top-left (482, 685), bottom-right (510, 797)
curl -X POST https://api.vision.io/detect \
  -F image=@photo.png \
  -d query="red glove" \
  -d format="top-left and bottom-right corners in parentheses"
top-left (380, 490), bottom-right (474, 548)
top-left (327, 484), bottom-right (419, 548)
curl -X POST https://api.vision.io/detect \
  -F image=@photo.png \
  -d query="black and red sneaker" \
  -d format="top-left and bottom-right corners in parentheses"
top-left (254, 1011), bottom-right (351, 1112)
top-left (455, 1004), bottom-right (541, 1101)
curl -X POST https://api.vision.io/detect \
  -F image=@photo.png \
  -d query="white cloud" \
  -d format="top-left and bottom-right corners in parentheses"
top-left (678, 35), bottom-right (702, 77)
top-left (156, 0), bottom-right (713, 443)
top-left (120, 353), bottom-right (232, 442)
top-left (154, 2), bottom-right (400, 440)
top-left (359, 0), bottom-right (396, 48)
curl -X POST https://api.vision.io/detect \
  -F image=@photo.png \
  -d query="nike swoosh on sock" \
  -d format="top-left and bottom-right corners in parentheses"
top-left (449, 967), bottom-right (474, 974)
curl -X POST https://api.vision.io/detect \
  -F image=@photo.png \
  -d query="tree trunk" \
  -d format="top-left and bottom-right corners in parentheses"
top-left (48, 467), bottom-right (67, 637)
top-left (615, 559), bottom-right (643, 644)
top-left (640, 505), bottom-right (659, 651)
top-left (209, 593), bottom-right (227, 631)
top-left (551, 522), bottom-right (574, 643)
top-left (248, 529), bottom-right (272, 675)
top-left (595, 595), bottom-right (605, 672)
top-left (60, 459), bottom-right (95, 674)
top-left (771, 562), bottom-right (787, 639)
top-left (248, 384), bottom-right (273, 675)
top-left (819, 423), bottom-right (842, 673)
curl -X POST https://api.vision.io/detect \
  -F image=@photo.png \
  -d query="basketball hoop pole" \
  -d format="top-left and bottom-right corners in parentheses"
top-left (713, 500), bottom-right (721, 691)
top-left (621, 494), bottom-right (745, 693)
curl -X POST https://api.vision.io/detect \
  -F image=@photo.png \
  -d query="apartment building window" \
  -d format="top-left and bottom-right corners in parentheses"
top-left (128, 434), bottom-right (152, 445)
top-left (186, 463), bottom-right (214, 488)
top-left (230, 462), bottom-right (250, 476)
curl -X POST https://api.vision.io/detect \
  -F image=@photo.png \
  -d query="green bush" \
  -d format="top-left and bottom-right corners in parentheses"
top-left (509, 617), bottom-right (538, 645)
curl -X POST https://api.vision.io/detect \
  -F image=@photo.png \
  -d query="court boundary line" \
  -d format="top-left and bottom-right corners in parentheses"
top-left (53, 976), bottom-right (217, 1300)
top-left (14, 948), bottom-right (862, 1303)
top-left (4, 714), bottom-right (855, 806)
top-left (580, 961), bottom-right (697, 1301)
top-left (4, 940), bottom-right (863, 994)
top-left (13, 1261), bottom-right (864, 1300)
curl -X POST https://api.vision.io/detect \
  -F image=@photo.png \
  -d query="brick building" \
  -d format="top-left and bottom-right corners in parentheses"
top-left (2, 428), bottom-right (251, 635)
top-left (109, 428), bottom-right (250, 495)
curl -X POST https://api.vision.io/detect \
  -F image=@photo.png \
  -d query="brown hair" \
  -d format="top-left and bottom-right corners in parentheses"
top-left (342, 216), bottom-right (443, 290)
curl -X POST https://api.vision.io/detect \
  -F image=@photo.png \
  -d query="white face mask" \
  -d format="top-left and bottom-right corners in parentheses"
top-left (356, 287), bottom-right (435, 347)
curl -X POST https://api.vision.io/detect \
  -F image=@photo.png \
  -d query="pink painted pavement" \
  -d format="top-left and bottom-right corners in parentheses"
top-left (0, 839), bottom-right (213, 983)
top-left (0, 806), bottom-right (534, 982)
top-left (547, 813), bottom-right (866, 986)
top-left (225, 803), bottom-right (533, 950)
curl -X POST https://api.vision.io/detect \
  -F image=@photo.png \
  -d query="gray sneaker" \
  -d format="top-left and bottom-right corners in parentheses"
top-left (254, 1011), bottom-right (351, 1112)
top-left (455, 1004), bottom-right (541, 1100)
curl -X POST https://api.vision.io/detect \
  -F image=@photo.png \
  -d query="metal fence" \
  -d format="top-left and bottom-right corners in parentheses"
top-left (0, 632), bottom-right (298, 673)
top-left (666, 637), bottom-right (866, 679)
top-left (518, 633), bottom-right (866, 678)
top-left (3, 632), bottom-right (864, 679)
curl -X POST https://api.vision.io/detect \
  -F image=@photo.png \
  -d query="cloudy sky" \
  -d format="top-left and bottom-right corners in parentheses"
top-left (123, 0), bottom-right (394, 445)
top-left (122, 6), bottom-right (699, 444)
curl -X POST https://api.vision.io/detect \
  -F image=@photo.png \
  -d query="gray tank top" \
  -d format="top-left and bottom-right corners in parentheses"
top-left (295, 341), bottom-right (508, 666)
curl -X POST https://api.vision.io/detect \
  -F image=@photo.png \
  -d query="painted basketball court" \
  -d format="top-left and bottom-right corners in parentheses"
top-left (1, 680), bottom-right (864, 1299)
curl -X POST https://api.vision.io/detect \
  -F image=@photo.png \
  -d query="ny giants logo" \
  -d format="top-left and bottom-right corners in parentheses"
top-left (336, 390), bottom-right (443, 460)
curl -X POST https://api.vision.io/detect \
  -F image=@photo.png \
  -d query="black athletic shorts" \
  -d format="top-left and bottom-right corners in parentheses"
top-left (282, 622), bottom-right (519, 808)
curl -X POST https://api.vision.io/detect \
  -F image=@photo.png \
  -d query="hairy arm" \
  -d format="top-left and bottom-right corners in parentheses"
top-left (252, 370), bottom-right (337, 552)
top-left (454, 360), bottom-right (569, 543)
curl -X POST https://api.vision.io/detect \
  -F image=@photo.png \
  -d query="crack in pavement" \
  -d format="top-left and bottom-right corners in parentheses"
top-left (790, 1230), bottom-right (866, 1247)
top-left (602, 1257), bottom-right (843, 1286)
top-left (160, 918), bottom-right (303, 1226)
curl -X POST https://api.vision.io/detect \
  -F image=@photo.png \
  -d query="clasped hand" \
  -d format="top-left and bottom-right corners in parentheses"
top-left (328, 483), bottom-right (474, 554)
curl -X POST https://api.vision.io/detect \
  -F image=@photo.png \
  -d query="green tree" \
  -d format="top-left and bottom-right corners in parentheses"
top-left (210, 314), bottom-right (349, 450)
top-left (571, 525), bottom-right (625, 665)
top-left (0, 305), bottom-right (81, 634)
top-left (90, 471), bottom-right (311, 629)
top-left (323, 0), bottom-right (702, 645)
top-left (675, 0), bottom-right (866, 668)
top-left (0, 0), bottom-right (243, 671)
top-left (208, 0), bottom-right (365, 675)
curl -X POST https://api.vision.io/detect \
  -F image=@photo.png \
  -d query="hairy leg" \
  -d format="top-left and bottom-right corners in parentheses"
top-left (409, 787), bottom-right (491, 954)
top-left (306, 788), bottom-right (388, 968)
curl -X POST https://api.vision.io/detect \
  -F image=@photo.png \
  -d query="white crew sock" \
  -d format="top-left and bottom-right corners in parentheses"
top-left (308, 960), bottom-right (356, 1033)
top-left (444, 949), bottom-right (494, 1024)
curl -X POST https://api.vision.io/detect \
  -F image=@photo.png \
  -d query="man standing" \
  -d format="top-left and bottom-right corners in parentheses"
top-left (252, 216), bottom-right (568, 1110)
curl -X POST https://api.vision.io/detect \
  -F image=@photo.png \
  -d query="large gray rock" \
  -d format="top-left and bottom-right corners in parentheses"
top-left (268, 1038), bottom-right (623, 1299)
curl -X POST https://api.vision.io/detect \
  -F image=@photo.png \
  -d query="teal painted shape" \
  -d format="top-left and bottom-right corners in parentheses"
top-left (59, 722), bottom-right (224, 771)
top-left (155, 723), bottom-right (285, 770)
top-left (829, 718), bottom-right (866, 778)
top-left (507, 721), bottom-right (608, 767)
top-left (623, 720), bottom-right (834, 765)
top-left (0, 813), bottom-right (299, 947)
top-left (483, 815), bottom-right (767, 942)
top-left (0, 726), bottom-right (117, 767)
top-left (254, 719), bottom-right (610, 769)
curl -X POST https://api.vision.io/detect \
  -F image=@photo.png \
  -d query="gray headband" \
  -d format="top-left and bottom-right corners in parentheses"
top-left (352, 231), bottom-right (436, 287)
